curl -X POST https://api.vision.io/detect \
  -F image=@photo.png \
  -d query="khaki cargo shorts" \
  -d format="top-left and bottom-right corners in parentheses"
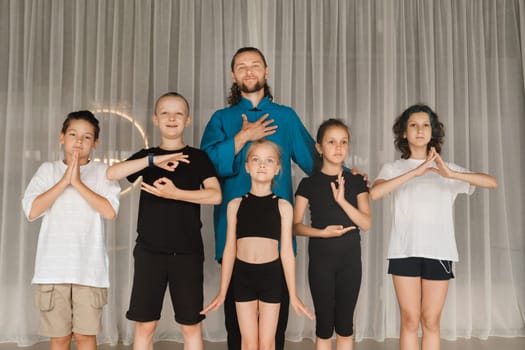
top-left (34, 284), bottom-right (107, 337)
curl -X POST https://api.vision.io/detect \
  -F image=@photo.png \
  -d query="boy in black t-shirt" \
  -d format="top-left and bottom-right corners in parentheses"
top-left (107, 92), bottom-right (221, 350)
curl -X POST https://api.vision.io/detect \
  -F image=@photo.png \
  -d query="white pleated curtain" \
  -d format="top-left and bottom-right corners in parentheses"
top-left (0, 0), bottom-right (523, 345)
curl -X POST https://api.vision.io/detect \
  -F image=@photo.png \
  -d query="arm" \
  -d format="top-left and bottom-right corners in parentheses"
top-left (67, 154), bottom-right (116, 220)
top-left (72, 181), bottom-right (117, 220)
top-left (293, 195), bottom-right (355, 238)
top-left (289, 112), bottom-right (316, 176)
top-left (29, 153), bottom-right (116, 221)
top-left (331, 173), bottom-right (371, 231)
top-left (106, 153), bottom-right (189, 180)
top-left (449, 171), bottom-right (497, 188)
top-left (201, 199), bottom-right (240, 314)
top-left (434, 153), bottom-right (497, 188)
top-left (370, 150), bottom-right (438, 200)
top-left (280, 200), bottom-right (314, 319)
top-left (140, 176), bottom-right (222, 205)
top-left (27, 171), bottom-right (70, 221)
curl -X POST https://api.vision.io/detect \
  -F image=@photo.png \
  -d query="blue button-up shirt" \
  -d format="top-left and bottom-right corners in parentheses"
top-left (201, 96), bottom-right (316, 260)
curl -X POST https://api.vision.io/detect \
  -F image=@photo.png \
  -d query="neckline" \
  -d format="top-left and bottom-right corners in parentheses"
top-left (239, 95), bottom-right (270, 110)
top-left (157, 145), bottom-right (188, 153)
top-left (247, 192), bottom-right (274, 199)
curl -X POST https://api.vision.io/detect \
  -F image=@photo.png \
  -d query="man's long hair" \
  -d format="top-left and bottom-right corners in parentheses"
top-left (227, 47), bottom-right (274, 106)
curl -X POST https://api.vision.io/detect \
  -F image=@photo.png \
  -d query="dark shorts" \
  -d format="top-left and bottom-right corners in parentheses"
top-left (233, 258), bottom-right (283, 303)
top-left (126, 244), bottom-right (205, 325)
top-left (388, 257), bottom-right (455, 280)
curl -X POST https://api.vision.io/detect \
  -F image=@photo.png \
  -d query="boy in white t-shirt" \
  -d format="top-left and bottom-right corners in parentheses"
top-left (22, 111), bottom-right (120, 350)
top-left (370, 104), bottom-right (496, 350)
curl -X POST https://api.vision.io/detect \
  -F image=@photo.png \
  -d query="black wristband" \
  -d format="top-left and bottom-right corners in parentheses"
top-left (148, 153), bottom-right (155, 167)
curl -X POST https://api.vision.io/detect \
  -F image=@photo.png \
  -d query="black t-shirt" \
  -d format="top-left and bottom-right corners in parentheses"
top-left (127, 146), bottom-right (217, 255)
top-left (295, 170), bottom-right (368, 250)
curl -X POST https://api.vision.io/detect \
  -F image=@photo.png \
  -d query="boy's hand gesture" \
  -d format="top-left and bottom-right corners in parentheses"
top-left (70, 151), bottom-right (83, 188)
top-left (141, 177), bottom-right (179, 199)
top-left (61, 151), bottom-right (81, 188)
top-left (154, 153), bottom-right (190, 171)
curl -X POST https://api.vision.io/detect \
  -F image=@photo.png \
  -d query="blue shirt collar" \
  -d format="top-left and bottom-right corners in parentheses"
top-left (238, 95), bottom-right (271, 110)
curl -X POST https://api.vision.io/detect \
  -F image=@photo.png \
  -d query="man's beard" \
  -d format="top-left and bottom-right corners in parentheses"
top-left (238, 79), bottom-right (265, 93)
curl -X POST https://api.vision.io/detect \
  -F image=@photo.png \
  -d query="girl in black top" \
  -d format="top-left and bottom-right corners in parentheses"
top-left (202, 139), bottom-right (312, 349)
top-left (294, 119), bottom-right (371, 350)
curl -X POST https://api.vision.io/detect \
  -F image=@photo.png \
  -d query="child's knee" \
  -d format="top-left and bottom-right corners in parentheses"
top-left (72, 333), bottom-right (96, 347)
top-left (134, 321), bottom-right (158, 337)
top-left (241, 338), bottom-right (259, 350)
top-left (50, 335), bottom-right (72, 347)
top-left (180, 323), bottom-right (202, 339)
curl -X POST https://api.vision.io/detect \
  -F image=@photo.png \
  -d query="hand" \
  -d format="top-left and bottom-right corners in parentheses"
top-left (321, 225), bottom-right (356, 238)
top-left (200, 294), bottom-right (225, 315)
top-left (61, 153), bottom-right (75, 185)
top-left (413, 147), bottom-right (438, 177)
top-left (154, 152), bottom-right (190, 171)
top-left (240, 113), bottom-right (278, 141)
top-left (351, 167), bottom-right (370, 188)
top-left (69, 151), bottom-right (82, 187)
top-left (432, 151), bottom-right (454, 178)
top-left (141, 177), bottom-right (178, 199)
top-left (330, 172), bottom-right (346, 204)
top-left (290, 295), bottom-right (314, 320)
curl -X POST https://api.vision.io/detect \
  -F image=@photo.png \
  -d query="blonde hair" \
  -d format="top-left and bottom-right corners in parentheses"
top-left (246, 139), bottom-right (282, 164)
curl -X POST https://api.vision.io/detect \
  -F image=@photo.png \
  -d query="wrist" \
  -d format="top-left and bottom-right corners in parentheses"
top-left (148, 153), bottom-right (155, 167)
top-left (235, 130), bottom-right (249, 145)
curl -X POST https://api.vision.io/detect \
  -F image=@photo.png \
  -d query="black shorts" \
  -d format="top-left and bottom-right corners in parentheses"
top-left (126, 244), bottom-right (205, 325)
top-left (233, 258), bottom-right (283, 303)
top-left (388, 257), bottom-right (455, 280)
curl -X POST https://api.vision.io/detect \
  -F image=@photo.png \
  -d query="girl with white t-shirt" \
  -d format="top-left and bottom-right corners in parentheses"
top-left (370, 104), bottom-right (497, 350)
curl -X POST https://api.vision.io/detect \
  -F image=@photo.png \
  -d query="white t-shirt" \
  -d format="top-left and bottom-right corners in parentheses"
top-left (376, 158), bottom-right (474, 262)
top-left (22, 160), bottom-right (120, 288)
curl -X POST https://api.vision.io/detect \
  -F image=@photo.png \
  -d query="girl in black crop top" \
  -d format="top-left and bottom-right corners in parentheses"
top-left (235, 192), bottom-right (281, 241)
top-left (202, 139), bottom-right (313, 349)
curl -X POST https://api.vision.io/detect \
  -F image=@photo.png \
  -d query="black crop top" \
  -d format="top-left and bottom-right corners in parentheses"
top-left (236, 193), bottom-right (281, 241)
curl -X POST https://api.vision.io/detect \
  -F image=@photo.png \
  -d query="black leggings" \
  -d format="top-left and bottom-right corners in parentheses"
top-left (309, 233), bottom-right (362, 339)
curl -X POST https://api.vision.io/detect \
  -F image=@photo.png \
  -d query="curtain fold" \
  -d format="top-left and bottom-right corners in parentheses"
top-left (0, 0), bottom-right (523, 345)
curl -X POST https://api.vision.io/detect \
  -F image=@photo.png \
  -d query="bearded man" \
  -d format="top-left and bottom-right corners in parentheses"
top-left (200, 47), bottom-right (316, 350)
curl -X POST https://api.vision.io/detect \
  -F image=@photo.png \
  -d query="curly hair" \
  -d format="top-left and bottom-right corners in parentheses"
top-left (314, 118), bottom-right (350, 171)
top-left (227, 47), bottom-right (274, 106)
top-left (393, 104), bottom-right (444, 159)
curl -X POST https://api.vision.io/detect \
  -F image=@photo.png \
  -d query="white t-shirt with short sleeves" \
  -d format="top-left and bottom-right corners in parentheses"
top-left (22, 160), bottom-right (120, 288)
top-left (376, 158), bottom-right (474, 262)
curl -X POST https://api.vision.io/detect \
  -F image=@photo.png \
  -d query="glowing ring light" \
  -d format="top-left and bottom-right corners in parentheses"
top-left (92, 108), bottom-right (149, 196)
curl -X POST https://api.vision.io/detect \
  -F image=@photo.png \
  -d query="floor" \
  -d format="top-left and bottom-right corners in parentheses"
top-left (1, 337), bottom-right (524, 350)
